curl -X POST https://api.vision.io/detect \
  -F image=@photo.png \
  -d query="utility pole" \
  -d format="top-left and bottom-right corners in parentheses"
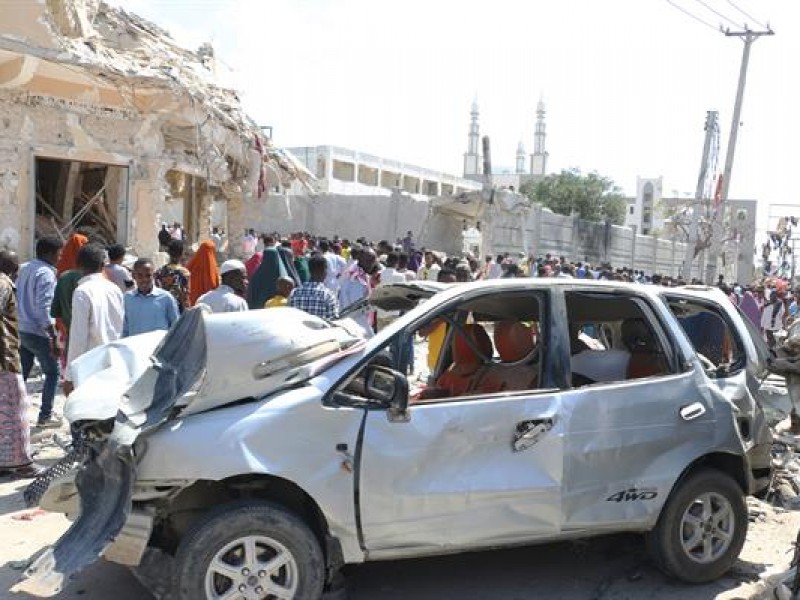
top-left (682, 110), bottom-right (718, 281)
top-left (705, 26), bottom-right (774, 283)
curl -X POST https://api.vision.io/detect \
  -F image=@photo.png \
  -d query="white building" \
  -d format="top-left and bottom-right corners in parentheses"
top-left (625, 176), bottom-right (757, 281)
top-left (625, 177), bottom-right (664, 235)
top-left (286, 145), bottom-right (482, 199)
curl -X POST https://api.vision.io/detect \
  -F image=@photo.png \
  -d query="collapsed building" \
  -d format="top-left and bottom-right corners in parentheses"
top-left (0, 0), bottom-right (311, 259)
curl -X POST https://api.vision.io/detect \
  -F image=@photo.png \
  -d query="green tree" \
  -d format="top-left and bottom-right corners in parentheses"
top-left (520, 168), bottom-right (628, 226)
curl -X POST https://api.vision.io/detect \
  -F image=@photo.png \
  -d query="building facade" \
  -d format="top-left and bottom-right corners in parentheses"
top-left (0, 1), bottom-right (307, 259)
top-left (286, 145), bottom-right (482, 199)
top-left (625, 176), bottom-right (757, 282)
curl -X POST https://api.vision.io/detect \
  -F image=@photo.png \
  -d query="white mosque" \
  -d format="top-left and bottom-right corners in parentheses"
top-left (462, 98), bottom-right (549, 190)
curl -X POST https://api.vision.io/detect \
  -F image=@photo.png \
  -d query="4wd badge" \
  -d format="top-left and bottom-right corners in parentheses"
top-left (606, 488), bottom-right (658, 502)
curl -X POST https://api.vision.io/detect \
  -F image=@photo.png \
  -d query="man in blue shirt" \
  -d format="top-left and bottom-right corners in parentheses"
top-left (16, 237), bottom-right (63, 428)
top-left (123, 258), bottom-right (179, 337)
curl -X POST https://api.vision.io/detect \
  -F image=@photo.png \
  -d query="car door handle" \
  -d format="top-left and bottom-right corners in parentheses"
top-left (679, 402), bottom-right (706, 421)
top-left (512, 419), bottom-right (554, 453)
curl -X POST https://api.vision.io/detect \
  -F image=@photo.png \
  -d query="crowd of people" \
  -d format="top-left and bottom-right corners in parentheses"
top-left (0, 226), bottom-right (798, 480)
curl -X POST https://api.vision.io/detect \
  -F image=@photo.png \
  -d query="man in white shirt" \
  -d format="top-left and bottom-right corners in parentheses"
top-left (320, 240), bottom-right (346, 294)
top-left (487, 254), bottom-right (504, 279)
top-left (241, 229), bottom-right (257, 257)
top-left (339, 249), bottom-right (378, 337)
top-left (375, 252), bottom-right (406, 331)
top-left (65, 243), bottom-right (124, 394)
top-left (197, 260), bottom-right (249, 313)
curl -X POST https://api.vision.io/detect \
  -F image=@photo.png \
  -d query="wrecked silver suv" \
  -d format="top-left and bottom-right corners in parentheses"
top-left (15, 280), bottom-right (773, 599)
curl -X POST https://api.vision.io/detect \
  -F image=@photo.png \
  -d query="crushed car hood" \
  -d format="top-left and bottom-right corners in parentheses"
top-left (64, 305), bottom-right (363, 427)
top-left (13, 306), bottom-right (363, 597)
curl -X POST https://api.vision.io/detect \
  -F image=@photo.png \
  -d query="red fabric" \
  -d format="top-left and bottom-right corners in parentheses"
top-left (187, 240), bottom-right (220, 305)
top-left (245, 251), bottom-right (263, 279)
top-left (436, 324), bottom-right (492, 396)
top-left (627, 355), bottom-right (663, 379)
top-left (56, 234), bottom-right (88, 275)
top-left (494, 321), bottom-right (534, 362)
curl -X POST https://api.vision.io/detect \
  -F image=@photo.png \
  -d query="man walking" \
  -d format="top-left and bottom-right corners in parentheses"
top-left (0, 251), bottom-right (44, 478)
top-left (197, 260), bottom-right (249, 313)
top-left (123, 258), bottom-right (179, 337)
top-left (339, 248), bottom-right (378, 336)
top-left (320, 240), bottom-right (346, 294)
top-left (16, 237), bottom-right (62, 428)
top-left (64, 244), bottom-right (124, 395)
top-left (289, 255), bottom-right (339, 320)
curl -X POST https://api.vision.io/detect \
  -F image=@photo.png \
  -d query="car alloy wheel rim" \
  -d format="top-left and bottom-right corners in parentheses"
top-left (679, 491), bottom-right (735, 564)
top-left (204, 535), bottom-right (299, 599)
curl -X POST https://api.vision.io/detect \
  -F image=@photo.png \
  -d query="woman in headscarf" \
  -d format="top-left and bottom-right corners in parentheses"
top-left (247, 244), bottom-right (286, 309)
top-left (739, 289), bottom-right (761, 330)
top-left (244, 251), bottom-right (263, 279)
top-left (186, 240), bottom-right (220, 306)
top-left (278, 242), bottom-right (301, 287)
top-left (56, 233), bottom-right (88, 275)
top-left (52, 233), bottom-right (88, 369)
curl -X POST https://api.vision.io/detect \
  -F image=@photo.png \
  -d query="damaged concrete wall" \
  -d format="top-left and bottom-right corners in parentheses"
top-left (231, 192), bottom-right (430, 245)
top-left (231, 187), bottom-right (686, 275)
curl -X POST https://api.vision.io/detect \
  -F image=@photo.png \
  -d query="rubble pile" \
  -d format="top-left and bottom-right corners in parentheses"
top-left (35, 0), bottom-right (313, 189)
top-left (722, 324), bottom-right (800, 600)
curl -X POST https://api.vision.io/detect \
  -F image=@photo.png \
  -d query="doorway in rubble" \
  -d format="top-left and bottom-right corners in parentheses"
top-left (34, 157), bottom-right (129, 246)
top-left (164, 170), bottom-right (217, 245)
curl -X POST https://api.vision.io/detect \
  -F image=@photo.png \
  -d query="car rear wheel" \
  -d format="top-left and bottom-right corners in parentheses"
top-left (172, 500), bottom-right (325, 599)
top-left (646, 469), bottom-right (747, 583)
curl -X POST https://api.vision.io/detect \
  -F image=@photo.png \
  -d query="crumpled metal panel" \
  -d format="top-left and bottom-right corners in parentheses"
top-left (134, 365), bottom-right (367, 563)
top-left (12, 441), bottom-right (134, 597)
top-left (560, 370), bottom-right (720, 529)
top-left (358, 394), bottom-right (563, 554)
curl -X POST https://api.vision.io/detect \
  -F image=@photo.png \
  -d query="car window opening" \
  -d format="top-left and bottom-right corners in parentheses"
top-left (566, 292), bottom-right (675, 388)
top-left (666, 296), bottom-right (745, 378)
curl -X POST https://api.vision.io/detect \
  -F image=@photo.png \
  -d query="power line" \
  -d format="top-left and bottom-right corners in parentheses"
top-left (725, 0), bottom-right (769, 29)
top-left (693, 0), bottom-right (741, 28)
top-left (664, 0), bottom-right (719, 32)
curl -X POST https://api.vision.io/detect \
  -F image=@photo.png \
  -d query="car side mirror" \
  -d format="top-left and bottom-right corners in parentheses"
top-left (365, 365), bottom-right (409, 423)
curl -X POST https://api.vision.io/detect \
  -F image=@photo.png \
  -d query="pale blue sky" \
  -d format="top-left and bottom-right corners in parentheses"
top-left (114, 0), bottom-right (798, 233)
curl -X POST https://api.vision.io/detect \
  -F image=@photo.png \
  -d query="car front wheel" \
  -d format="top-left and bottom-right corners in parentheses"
top-left (646, 468), bottom-right (747, 583)
top-left (172, 500), bottom-right (325, 600)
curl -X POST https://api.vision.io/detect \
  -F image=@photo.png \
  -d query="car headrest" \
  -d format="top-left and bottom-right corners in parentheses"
top-left (452, 324), bottom-right (492, 365)
top-left (621, 318), bottom-right (656, 352)
top-left (494, 321), bottom-right (534, 362)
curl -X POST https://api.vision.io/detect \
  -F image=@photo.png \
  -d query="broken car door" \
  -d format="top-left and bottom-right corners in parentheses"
top-left (559, 290), bottom-right (715, 530)
top-left (356, 289), bottom-right (567, 555)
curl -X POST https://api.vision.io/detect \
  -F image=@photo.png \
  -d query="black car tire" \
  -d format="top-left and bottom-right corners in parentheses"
top-left (646, 468), bottom-right (747, 583)
top-left (172, 499), bottom-right (325, 600)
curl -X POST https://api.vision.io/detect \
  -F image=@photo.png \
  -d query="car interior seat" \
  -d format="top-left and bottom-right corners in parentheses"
top-left (474, 321), bottom-right (538, 393)
top-left (621, 318), bottom-right (666, 379)
top-left (435, 323), bottom-right (493, 397)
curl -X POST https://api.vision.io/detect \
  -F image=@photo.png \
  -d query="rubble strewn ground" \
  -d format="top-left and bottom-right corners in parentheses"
top-left (2, 374), bottom-right (800, 599)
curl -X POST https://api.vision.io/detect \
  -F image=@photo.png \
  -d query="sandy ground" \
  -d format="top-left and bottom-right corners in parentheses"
top-left (2, 376), bottom-right (800, 599)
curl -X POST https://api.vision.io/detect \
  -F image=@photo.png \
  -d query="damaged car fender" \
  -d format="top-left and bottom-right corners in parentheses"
top-left (134, 376), bottom-right (367, 564)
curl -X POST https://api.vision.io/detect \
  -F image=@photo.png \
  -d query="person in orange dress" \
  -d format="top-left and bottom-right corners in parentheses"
top-left (51, 233), bottom-right (89, 372)
top-left (186, 240), bottom-right (220, 306)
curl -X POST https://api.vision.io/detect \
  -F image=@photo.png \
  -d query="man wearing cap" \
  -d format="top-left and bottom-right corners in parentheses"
top-left (197, 260), bottom-right (249, 313)
top-left (123, 258), bottom-right (179, 337)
